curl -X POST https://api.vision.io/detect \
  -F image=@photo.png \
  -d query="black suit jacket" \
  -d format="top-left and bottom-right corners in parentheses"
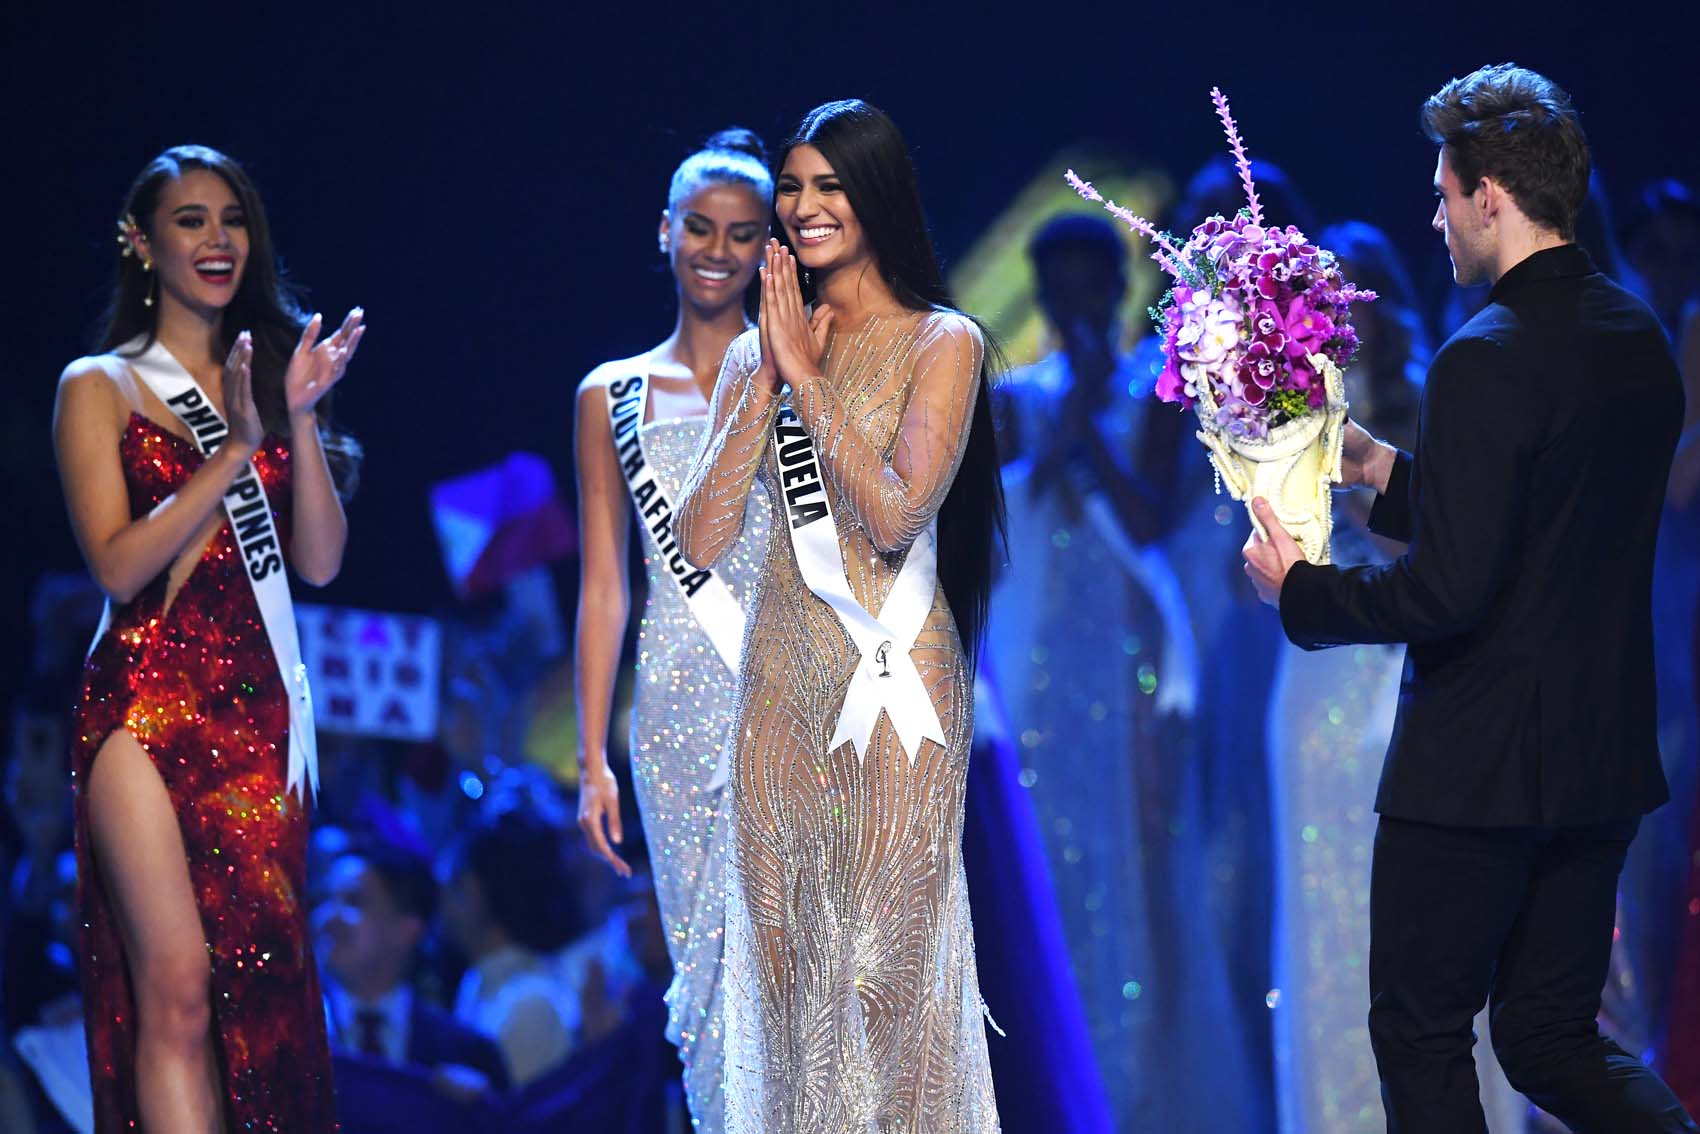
top-left (1281, 245), bottom-right (1684, 826)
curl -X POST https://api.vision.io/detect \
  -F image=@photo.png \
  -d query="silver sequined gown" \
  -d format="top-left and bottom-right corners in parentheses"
top-left (676, 313), bottom-right (1000, 1133)
top-left (626, 409), bottom-right (774, 1134)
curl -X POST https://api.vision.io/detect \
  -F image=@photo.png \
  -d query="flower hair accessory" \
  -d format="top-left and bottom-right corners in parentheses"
top-left (115, 214), bottom-right (149, 265)
top-left (116, 213), bottom-right (157, 306)
top-left (1065, 88), bottom-right (1378, 563)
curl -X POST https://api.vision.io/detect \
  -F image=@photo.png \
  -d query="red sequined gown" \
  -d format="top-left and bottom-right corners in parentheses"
top-left (71, 413), bottom-right (336, 1132)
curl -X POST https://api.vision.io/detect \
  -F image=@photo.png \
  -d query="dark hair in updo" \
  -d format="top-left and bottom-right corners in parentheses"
top-left (668, 127), bottom-right (773, 211)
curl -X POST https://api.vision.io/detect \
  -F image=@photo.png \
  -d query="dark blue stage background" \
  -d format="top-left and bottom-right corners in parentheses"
top-left (7, 3), bottom-right (1699, 1131)
top-left (10, 2), bottom-right (1695, 641)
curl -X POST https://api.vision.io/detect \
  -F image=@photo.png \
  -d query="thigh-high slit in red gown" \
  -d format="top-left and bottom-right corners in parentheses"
top-left (70, 412), bottom-right (336, 1132)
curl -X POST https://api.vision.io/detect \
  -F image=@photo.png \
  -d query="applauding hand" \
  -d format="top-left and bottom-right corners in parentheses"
top-left (223, 332), bottom-right (264, 455)
top-left (285, 308), bottom-right (366, 421)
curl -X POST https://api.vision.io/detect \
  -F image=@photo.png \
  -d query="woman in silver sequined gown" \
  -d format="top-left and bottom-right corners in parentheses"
top-left (677, 100), bottom-right (1004, 1134)
top-left (572, 130), bottom-right (774, 1132)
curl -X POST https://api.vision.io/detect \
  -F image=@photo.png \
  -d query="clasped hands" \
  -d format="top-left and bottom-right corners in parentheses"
top-left (754, 239), bottom-right (834, 396)
top-left (1241, 419), bottom-right (1398, 607)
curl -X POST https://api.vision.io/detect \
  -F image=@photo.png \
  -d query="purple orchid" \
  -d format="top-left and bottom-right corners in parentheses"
top-left (1067, 90), bottom-right (1377, 430)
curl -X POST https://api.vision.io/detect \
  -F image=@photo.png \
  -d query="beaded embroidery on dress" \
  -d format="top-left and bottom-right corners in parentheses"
top-left (677, 310), bottom-right (1000, 1133)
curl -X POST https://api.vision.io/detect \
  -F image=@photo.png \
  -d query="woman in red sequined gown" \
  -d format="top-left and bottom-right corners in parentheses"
top-left (53, 146), bottom-right (365, 1133)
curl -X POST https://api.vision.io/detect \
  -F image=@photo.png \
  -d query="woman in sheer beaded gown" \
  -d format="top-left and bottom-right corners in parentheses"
top-left (676, 99), bottom-right (1004, 1134)
top-left (572, 128), bottom-right (775, 1131)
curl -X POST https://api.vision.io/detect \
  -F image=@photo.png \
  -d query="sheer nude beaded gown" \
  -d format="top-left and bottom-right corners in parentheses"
top-left (676, 309), bottom-right (1000, 1133)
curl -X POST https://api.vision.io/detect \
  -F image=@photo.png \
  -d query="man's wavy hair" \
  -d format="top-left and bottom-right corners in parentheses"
top-left (1421, 63), bottom-right (1590, 240)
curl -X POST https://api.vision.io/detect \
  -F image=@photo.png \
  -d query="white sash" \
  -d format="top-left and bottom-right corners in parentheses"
top-left (773, 403), bottom-right (946, 762)
top-left (604, 366), bottom-right (746, 675)
top-left (120, 337), bottom-right (318, 801)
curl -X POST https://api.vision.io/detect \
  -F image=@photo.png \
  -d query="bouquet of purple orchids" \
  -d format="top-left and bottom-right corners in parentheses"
top-left (1065, 88), bottom-right (1377, 562)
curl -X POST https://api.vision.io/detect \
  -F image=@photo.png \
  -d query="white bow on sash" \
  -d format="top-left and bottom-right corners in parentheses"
top-left (774, 404), bottom-right (946, 762)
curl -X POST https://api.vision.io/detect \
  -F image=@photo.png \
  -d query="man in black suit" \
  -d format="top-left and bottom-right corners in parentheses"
top-left (316, 839), bottom-right (509, 1096)
top-left (1243, 63), bottom-right (1696, 1133)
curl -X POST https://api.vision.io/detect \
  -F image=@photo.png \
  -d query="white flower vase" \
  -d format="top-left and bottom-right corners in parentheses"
top-left (1195, 353), bottom-right (1347, 564)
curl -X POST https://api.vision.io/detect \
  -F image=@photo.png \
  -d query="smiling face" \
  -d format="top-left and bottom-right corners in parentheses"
top-left (775, 143), bottom-right (871, 276)
top-left (662, 181), bottom-right (767, 313)
top-left (134, 168), bottom-right (250, 315)
top-left (1432, 148), bottom-right (1493, 287)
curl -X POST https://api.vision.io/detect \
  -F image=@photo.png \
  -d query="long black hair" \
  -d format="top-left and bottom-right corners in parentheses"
top-left (98, 144), bottom-right (361, 493)
top-left (776, 100), bottom-right (1006, 667)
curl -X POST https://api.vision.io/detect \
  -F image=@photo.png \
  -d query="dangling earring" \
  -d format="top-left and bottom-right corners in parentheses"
top-left (143, 259), bottom-right (155, 307)
top-left (658, 234), bottom-right (670, 255)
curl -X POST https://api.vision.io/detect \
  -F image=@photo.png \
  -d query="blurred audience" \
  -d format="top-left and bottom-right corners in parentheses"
top-left (1623, 179), bottom-right (1700, 336)
top-left (3, 700), bottom-right (77, 1038)
top-left (3, 696), bottom-right (81, 1134)
top-left (554, 839), bottom-right (671, 1056)
top-left (440, 792), bottom-right (583, 1087)
top-left (316, 834), bottom-right (509, 1097)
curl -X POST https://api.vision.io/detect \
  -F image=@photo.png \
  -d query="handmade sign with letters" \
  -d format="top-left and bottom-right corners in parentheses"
top-left (296, 605), bottom-right (441, 742)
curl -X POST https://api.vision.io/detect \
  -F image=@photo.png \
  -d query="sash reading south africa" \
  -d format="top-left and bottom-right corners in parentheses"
top-left (773, 402), bottom-right (945, 762)
top-left (604, 363), bottom-right (747, 675)
top-left (119, 336), bottom-right (318, 801)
